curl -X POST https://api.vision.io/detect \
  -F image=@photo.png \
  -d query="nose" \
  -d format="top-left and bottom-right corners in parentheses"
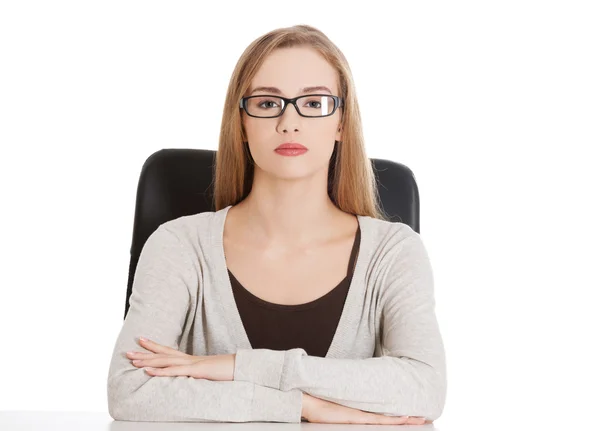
top-left (277, 101), bottom-right (301, 134)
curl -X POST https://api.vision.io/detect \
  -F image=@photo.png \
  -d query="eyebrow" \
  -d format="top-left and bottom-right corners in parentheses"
top-left (249, 85), bottom-right (333, 96)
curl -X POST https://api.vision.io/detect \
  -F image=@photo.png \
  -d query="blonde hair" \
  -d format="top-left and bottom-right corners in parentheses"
top-left (213, 24), bottom-right (388, 220)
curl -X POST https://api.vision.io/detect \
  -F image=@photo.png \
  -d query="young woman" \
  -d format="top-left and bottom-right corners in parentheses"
top-left (108, 25), bottom-right (445, 426)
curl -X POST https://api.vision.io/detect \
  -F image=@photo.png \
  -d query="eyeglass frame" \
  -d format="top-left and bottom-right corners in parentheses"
top-left (239, 93), bottom-right (344, 118)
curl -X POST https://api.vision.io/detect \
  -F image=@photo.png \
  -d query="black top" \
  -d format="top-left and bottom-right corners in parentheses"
top-left (228, 225), bottom-right (361, 357)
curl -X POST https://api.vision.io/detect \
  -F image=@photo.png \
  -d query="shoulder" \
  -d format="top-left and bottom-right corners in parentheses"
top-left (143, 209), bottom-right (224, 262)
top-left (158, 209), bottom-right (220, 241)
top-left (361, 215), bottom-right (433, 289)
top-left (360, 214), bottom-right (423, 251)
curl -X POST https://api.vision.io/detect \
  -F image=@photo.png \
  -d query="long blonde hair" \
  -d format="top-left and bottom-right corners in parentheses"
top-left (213, 24), bottom-right (388, 220)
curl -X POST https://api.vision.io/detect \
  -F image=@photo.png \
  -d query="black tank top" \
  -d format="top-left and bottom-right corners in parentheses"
top-left (228, 225), bottom-right (361, 358)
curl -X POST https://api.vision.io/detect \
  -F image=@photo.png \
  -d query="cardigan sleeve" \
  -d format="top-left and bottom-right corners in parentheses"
top-left (107, 225), bottom-right (303, 423)
top-left (233, 225), bottom-right (446, 422)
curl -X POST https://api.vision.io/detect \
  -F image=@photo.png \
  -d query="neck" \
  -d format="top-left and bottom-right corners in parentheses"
top-left (232, 171), bottom-right (345, 249)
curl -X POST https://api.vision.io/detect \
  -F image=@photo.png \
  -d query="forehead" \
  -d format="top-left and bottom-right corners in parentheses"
top-left (250, 46), bottom-right (339, 97)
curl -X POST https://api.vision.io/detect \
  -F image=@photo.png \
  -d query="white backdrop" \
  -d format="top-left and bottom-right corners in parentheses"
top-left (1, 1), bottom-right (598, 430)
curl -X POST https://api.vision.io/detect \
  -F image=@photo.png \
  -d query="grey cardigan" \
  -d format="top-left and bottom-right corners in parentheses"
top-left (106, 205), bottom-right (447, 423)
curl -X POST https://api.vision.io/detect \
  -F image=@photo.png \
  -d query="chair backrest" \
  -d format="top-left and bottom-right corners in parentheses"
top-left (124, 148), bottom-right (420, 319)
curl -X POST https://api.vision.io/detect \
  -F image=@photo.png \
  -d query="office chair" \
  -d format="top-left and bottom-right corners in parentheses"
top-left (124, 148), bottom-right (420, 319)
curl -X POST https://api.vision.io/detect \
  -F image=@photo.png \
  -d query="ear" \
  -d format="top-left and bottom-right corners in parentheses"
top-left (336, 125), bottom-right (343, 142)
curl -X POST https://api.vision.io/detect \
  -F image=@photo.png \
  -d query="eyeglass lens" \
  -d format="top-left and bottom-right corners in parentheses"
top-left (246, 95), bottom-right (336, 117)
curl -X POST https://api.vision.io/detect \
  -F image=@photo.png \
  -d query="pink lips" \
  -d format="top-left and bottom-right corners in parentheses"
top-left (275, 142), bottom-right (308, 157)
top-left (275, 143), bottom-right (307, 150)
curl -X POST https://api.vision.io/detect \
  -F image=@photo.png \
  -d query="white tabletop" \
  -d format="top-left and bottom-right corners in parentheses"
top-left (0, 411), bottom-right (437, 430)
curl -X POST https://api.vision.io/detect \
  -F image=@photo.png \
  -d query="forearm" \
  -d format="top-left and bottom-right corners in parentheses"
top-left (108, 369), bottom-right (303, 422)
top-left (235, 347), bottom-right (446, 421)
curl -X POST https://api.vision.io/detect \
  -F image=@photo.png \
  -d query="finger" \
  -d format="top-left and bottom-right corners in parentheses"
top-left (131, 355), bottom-right (193, 368)
top-left (406, 416), bottom-right (427, 425)
top-left (368, 415), bottom-right (406, 425)
top-left (382, 416), bottom-right (425, 425)
top-left (367, 413), bottom-right (424, 426)
top-left (145, 365), bottom-right (191, 376)
top-left (372, 414), bottom-right (411, 425)
top-left (126, 351), bottom-right (159, 359)
top-left (138, 337), bottom-right (186, 356)
top-left (127, 351), bottom-right (191, 361)
top-left (391, 416), bottom-right (410, 424)
top-left (127, 351), bottom-right (185, 360)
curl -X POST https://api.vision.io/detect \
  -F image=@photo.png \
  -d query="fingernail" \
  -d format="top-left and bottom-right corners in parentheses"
top-left (139, 336), bottom-right (147, 341)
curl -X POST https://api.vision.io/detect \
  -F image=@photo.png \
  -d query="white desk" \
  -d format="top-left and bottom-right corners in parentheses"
top-left (0, 411), bottom-right (437, 430)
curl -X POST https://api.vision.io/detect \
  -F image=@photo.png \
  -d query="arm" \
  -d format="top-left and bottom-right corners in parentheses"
top-left (233, 226), bottom-right (447, 421)
top-left (107, 225), bottom-right (303, 423)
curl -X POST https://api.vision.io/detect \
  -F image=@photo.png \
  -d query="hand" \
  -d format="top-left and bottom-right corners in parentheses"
top-left (301, 393), bottom-right (431, 425)
top-left (126, 336), bottom-right (236, 381)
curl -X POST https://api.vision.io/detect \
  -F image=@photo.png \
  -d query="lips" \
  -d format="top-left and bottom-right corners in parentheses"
top-left (275, 143), bottom-right (307, 150)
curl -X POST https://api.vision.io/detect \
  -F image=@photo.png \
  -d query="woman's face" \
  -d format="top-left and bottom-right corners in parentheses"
top-left (241, 46), bottom-right (343, 180)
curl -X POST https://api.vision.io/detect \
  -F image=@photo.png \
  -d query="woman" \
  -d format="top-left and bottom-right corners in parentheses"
top-left (107, 25), bottom-right (445, 426)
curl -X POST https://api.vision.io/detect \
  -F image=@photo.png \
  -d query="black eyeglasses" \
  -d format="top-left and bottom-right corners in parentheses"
top-left (239, 94), bottom-right (344, 118)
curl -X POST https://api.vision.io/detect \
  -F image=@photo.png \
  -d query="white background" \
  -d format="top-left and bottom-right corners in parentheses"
top-left (1, 1), bottom-right (599, 430)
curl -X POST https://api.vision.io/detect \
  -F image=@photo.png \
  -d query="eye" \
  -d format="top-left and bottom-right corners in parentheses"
top-left (304, 99), bottom-right (322, 109)
top-left (257, 99), bottom-right (281, 109)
